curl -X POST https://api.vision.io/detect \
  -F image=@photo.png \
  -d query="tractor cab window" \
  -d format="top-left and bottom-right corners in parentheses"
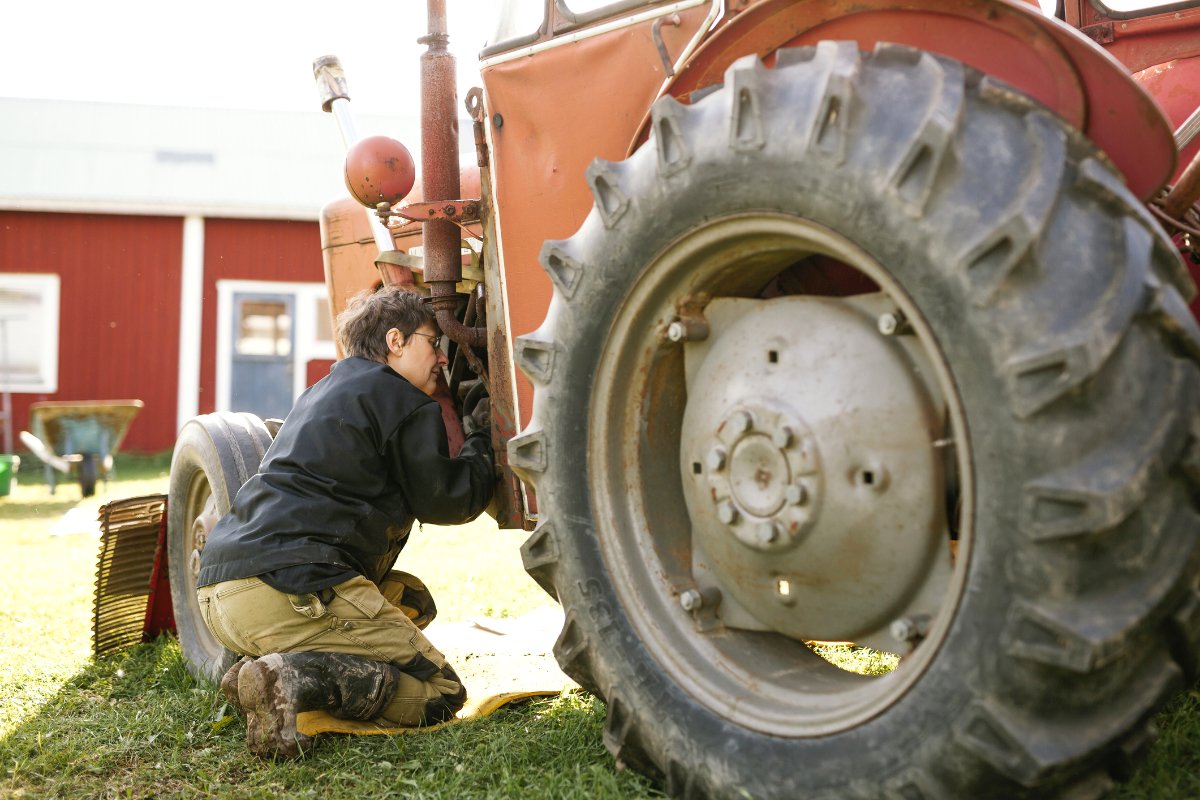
top-left (486, 0), bottom-right (545, 53)
top-left (1093, 0), bottom-right (1200, 13)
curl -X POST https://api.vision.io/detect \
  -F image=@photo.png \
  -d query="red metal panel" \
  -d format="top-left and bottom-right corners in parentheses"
top-left (198, 218), bottom-right (325, 414)
top-left (0, 210), bottom-right (183, 453)
top-left (306, 359), bottom-right (335, 388)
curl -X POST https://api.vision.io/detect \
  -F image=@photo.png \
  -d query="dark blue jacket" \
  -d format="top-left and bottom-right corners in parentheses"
top-left (197, 356), bottom-right (493, 589)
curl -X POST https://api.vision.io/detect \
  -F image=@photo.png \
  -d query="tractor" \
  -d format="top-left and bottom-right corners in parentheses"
top-left (158, 0), bottom-right (1200, 797)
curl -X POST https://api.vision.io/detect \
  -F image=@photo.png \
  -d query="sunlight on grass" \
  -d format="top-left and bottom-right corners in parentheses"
top-left (809, 644), bottom-right (899, 676)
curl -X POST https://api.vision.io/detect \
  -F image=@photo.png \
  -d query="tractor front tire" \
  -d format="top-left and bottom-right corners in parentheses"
top-left (167, 412), bottom-right (274, 684)
top-left (510, 43), bottom-right (1200, 799)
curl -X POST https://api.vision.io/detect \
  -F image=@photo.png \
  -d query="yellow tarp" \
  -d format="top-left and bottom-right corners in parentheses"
top-left (296, 606), bottom-right (574, 737)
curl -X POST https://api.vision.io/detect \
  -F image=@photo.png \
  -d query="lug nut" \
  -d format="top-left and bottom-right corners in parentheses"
top-left (785, 484), bottom-right (809, 506)
top-left (680, 589), bottom-right (703, 612)
top-left (772, 426), bottom-right (794, 448)
top-left (878, 310), bottom-right (911, 336)
top-left (756, 521), bottom-right (779, 545)
top-left (706, 446), bottom-right (727, 472)
top-left (727, 411), bottom-right (753, 436)
top-left (890, 614), bottom-right (931, 643)
top-left (666, 318), bottom-right (709, 342)
top-left (717, 501), bottom-right (739, 525)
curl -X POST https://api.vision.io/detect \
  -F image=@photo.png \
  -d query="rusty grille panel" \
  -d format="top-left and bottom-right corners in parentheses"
top-left (93, 495), bottom-right (168, 657)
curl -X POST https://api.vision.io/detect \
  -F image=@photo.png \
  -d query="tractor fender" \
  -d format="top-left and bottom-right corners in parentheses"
top-left (639, 0), bottom-right (1174, 200)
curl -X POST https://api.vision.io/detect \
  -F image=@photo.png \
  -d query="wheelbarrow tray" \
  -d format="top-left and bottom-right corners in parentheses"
top-left (29, 399), bottom-right (144, 461)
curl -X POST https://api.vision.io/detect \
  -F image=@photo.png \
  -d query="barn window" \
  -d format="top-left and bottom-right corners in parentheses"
top-left (235, 299), bottom-right (292, 357)
top-left (0, 273), bottom-right (60, 393)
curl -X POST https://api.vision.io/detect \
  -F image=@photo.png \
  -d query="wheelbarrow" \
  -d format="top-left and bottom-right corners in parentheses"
top-left (19, 400), bottom-right (144, 497)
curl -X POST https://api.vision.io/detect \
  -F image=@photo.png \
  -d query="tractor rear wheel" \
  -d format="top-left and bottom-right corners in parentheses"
top-left (167, 412), bottom-right (274, 684)
top-left (509, 43), bottom-right (1200, 799)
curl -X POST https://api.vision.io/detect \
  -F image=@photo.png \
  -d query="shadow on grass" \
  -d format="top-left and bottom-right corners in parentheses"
top-left (0, 636), bottom-right (661, 800)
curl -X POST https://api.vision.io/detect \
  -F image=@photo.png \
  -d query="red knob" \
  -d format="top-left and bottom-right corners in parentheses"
top-left (343, 135), bottom-right (416, 208)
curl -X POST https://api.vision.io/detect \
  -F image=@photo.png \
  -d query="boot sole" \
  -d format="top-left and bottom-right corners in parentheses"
top-left (238, 657), bottom-right (310, 759)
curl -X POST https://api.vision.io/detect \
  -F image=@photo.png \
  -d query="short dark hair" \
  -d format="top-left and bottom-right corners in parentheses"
top-left (336, 286), bottom-right (434, 363)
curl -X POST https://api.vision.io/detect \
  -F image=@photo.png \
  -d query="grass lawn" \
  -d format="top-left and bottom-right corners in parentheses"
top-left (1, 453), bottom-right (1197, 799)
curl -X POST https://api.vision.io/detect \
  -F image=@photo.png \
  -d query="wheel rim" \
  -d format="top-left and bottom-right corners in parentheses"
top-left (181, 467), bottom-right (224, 662)
top-left (589, 213), bottom-right (974, 736)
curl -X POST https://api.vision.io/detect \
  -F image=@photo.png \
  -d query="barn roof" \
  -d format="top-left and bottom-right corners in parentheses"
top-left (0, 98), bottom-right (425, 221)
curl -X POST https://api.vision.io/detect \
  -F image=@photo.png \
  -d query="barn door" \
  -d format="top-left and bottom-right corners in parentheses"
top-left (229, 292), bottom-right (295, 419)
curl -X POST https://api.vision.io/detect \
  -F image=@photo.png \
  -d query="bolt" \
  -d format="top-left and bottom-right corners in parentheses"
top-left (727, 410), bottom-right (753, 436)
top-left (492, 113), bottom-right (504, 128)
top-left (772, 426), bottom-right (794, 448)
top-left (756, 521), bottom-right (780, 545)
top-left (706, 446), bottom-right (727, 472)
top-left (717, 501), bottom-right (739, 525)
top-left (785, 484), bottom-right (809, 505)
top-left (890, 614), bottom-right (931, 643)
top-left (666, 318), bottom-right (710, 342)
top-left (680, 589), bottom-right (703, 612)
top-left (878, 310), bottom-right (911, 336)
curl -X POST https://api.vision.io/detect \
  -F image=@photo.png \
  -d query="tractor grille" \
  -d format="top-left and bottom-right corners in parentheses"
top-left (93, 495), bottom-right (168, 657)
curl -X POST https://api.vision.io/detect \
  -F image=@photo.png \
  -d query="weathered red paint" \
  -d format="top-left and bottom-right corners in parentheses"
top-left (650, 0), bottom-right (1175, 199)
top-left (0, 210), bottom-right (183, 452)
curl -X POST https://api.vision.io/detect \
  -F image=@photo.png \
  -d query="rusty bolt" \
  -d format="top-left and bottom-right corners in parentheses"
top-left (493, 113), bottom-right (504, 128)
top-left (785, 484), bottom-right (809, 506)
top-left (680, 589), bottom-right (703, 612)
top-left (666, 318), bottom-right (710, 343)
top-left (717, 501), bottom-right (739, 525)
top-left (727, 410), bottom-right (753, 436)
top-left (706, 446), bottom-right (727, 472)
top-left (772, 426), bottom-right (794, 448)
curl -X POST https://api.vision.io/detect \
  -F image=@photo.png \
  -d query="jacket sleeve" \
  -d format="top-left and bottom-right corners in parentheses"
top-left (389, 402), bottom-right (495, 525)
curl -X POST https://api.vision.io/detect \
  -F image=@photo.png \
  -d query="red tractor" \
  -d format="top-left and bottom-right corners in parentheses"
top-left (161, 1), bottom-right (1200, 797)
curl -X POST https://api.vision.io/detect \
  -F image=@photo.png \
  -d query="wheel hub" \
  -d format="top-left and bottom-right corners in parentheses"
top-left (680, 294), bottom-right (952, 647)
top-left (706, 405), bottom-right (821, 552)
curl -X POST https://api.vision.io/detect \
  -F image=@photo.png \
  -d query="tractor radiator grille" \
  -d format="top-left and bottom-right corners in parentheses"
top-left (93, 494), bottom-right (168, 657)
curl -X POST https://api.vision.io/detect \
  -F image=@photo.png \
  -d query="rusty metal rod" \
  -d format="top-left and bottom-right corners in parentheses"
top-left (419, 0), bottom-right (483, 347)
top-left (1162, 148), bottom-right (1200, 221)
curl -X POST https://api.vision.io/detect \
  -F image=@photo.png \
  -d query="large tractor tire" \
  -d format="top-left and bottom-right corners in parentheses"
top-left (167, 412), bottom-right (274, 684)
top-left (509, 42), bottom-right (1200, 799)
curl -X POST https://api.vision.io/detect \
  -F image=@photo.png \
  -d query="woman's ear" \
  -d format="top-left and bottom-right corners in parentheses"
top-left (386, 327), bottom-right (403, 354)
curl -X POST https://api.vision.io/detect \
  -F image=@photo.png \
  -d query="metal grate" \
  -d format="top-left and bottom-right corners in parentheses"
top-left (92, 494), bottom-right (167, 657)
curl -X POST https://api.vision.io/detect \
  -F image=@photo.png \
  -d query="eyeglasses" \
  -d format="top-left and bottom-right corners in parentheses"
top-left (410, 332), bottom-right (442, 350)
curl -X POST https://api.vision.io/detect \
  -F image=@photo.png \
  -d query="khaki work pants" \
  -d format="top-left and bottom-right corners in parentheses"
top-left (197, 571), bottom-right (461, 727)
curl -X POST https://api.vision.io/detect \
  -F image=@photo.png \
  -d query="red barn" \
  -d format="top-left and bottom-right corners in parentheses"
top-left (0, 98), bottom-right (418, 453)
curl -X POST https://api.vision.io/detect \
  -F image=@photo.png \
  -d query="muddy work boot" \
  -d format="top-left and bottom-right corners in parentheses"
top-left (219, 656), bottom-right (254, 711)
top-left (236, 652), bottom-right (400, 759)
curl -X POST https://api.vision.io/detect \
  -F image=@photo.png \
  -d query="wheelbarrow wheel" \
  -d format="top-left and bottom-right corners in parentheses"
top-left (78, 455), bottom-right (98, 498)
top-left (167, 412), bottom-right (274, 684)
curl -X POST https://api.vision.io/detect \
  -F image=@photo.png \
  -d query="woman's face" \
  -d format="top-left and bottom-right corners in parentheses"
top-left (385, 323), bottom-right (447, 396)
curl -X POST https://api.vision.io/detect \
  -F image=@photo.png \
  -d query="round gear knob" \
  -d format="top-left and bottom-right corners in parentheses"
top-left (344, 135), bottom-right (416, 208)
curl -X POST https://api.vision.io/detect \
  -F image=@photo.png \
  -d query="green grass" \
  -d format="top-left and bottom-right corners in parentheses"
top-left (0, 452), bottom-right (658, 800)
top-left (1, 452), bottom-right (1198, 798)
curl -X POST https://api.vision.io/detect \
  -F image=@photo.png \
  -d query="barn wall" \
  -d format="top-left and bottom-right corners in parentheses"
top-left (0, 210), bottom-right (183, 453)
top-left (198, 218), bottom-right (325, 415)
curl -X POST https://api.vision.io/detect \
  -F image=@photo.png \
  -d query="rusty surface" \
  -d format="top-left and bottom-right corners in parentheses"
top-left (481, 3), bottom-right (710, 428)
top-left (467, 87), bottom-right (490, 169)
top-left (1161, 151), bottom-right (1200, 221)
top-left (383, 199), bottom-right (481, 224)
top-left (344, 135), bottom-right (417, 208)
top-left (643, 0), bottom-right (1174, 199)
top-left (478, 165), bottom-right (529, 529)
top-left (1065, 0), bottom-right (1200, 73)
